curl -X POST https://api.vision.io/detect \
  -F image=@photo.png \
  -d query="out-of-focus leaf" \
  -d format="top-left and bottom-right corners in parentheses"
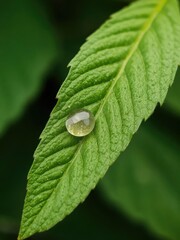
top-left (100, 122), bottom-right (180, 240)
top-left (42, 193), bottom-right (160, 240)
top-left (0, 0), bottom-right (58, 135)
top-left (165, 67), bottom-right (180, 116)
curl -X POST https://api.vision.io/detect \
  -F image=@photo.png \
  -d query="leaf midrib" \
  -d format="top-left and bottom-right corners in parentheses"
top-left (22, 0), bottom-right (168, 237)
top-left (65, 0), bottom-right (168, 185)
top-left (95, 0), bottom-right (167, 120)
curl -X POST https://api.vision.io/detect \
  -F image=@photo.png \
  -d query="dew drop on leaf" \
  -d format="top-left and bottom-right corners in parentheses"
top-left (66, 109), bottom-right (95, 137)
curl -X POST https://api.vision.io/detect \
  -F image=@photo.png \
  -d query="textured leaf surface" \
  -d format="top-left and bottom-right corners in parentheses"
top-left (100, 122), bottom-right (180, 240)
top-left (19, 0), bottom-right (180, 239)
top-left (0, 0), bottom-right (58, 135)
top-left (165, 67), bottom-right (180, 116)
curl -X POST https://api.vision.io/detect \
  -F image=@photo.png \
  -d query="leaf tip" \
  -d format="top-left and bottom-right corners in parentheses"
top-left (17, 232), bottom-right (30, 240)
top-left (18, 226), bottom-right (31, 240)
top-left (17, 235), bottom-right (22, 240)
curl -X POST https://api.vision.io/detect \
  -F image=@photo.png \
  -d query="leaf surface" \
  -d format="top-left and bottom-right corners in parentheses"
top-left (0, 0), bottom-right (58, 135)
top-left (19, 0), bottom-right (180, 239)
top-left (100, 122), bottom-right (180, 239)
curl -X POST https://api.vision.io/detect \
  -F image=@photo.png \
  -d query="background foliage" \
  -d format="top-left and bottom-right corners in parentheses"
top-left (0, 0), bottom-right (179, 240)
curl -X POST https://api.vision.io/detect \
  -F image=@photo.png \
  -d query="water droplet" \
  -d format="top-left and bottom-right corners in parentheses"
top-left (66, 109), bottom-right (95, 137)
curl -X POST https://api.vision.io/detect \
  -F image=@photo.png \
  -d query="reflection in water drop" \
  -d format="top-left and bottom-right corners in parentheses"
top-left (66, 109), bottom-right (95, 137)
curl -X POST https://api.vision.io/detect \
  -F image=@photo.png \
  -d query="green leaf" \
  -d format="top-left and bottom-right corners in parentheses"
top-left (0, 0), bottom-right (58, 135)
top-left (99, 122), bottom-right (180, 239)
top-left (19, 0), bottom-right (180, 239)
top-left (165, 67), bottom-right (180, 116)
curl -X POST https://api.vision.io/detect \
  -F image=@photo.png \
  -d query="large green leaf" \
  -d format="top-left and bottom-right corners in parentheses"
top-left (100, 122), bottom-right (180, 240)
top-left (0, 0), bottom-right (58, 135)
top-left (165, 67), bottom-right (180, 116)
top-left (19, 0), bottom-right (180, 239)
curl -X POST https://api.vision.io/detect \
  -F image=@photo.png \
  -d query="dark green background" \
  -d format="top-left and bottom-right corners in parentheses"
top-left (0, 0), bottom-right (179, 239)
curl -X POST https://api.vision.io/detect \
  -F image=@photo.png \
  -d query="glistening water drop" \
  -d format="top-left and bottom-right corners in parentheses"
top-left (66, 109), bottom-right (95, 137)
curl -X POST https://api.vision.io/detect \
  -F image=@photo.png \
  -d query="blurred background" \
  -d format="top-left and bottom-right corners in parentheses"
top-left (0, 0), bottom-right (179, 239)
